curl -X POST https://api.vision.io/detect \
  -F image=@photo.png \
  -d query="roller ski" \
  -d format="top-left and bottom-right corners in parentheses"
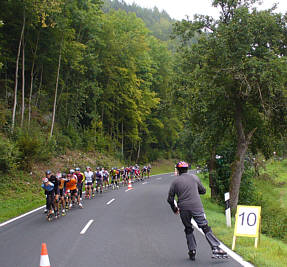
top-left (61, 209), bottom-right (66, 216)
top-left (78, 202), bottom-right (83, 208)
top-left (188, 250), bottom-right (196, 261)
top-left (212, 247), bottom-right (228, 259)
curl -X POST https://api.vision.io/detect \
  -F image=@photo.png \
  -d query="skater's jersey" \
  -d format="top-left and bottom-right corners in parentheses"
top-left (41, 182), bottom-right (54, 192)
top-left (102, 171), bottom-right (109, 179)
top-left (66, 177), bottom-right (77, 191)
top-left (75, 172), bottom-right (85, 184)
top-left (84, 171), bottom-right (94, 183)
top-left (48, 175), bottom-right (59, 190)
top-left (167, 173), bottom-right (206, 213)
top-left (58, 179), bottom-right (66, 190)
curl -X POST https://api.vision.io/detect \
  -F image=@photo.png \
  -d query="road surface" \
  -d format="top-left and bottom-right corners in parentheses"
top-left (0, 173), bottom-right (244, 267)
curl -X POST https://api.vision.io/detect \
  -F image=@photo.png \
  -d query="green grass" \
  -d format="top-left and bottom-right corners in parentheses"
top-left (0, 171), bottom-right (46, 222)
top-left (150, 159), bottom-right (178, 175)
top-left (199, 172), bottom-right (287, 267)
top-left (259, 159), bottom-right (287, 206)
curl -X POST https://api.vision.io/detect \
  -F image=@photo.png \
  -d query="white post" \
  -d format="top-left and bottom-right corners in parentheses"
top-left (224, 192), bottom-right (231, 227)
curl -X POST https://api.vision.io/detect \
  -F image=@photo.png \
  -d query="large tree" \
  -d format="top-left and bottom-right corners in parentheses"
top-left (174, 0), bottom-right (287, 210)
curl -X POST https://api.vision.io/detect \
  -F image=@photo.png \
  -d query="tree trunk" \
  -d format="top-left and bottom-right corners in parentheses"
top-left (36, 64), bottom-right (43, 108)
top-left (12, 10), bottom-right (25, 131)
top-left (101, 106), bottom-right (104, 135)
top-left (28, 32), bottom-right (39, 127)
top-left (121, 120), bottom-right (124, 157)
top-left (229, 102), bottom-right (257, 211)
top-left (20, 32), bottom-right (25, 127)
top-left (136, 141), bottom-right (141, 163)
top-left (50, 44), bottom-right (62, 138)
top-left (208, 149), bottom-right (217, 199)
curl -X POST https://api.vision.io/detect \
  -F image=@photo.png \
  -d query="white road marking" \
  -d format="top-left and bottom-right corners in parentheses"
top-left (142, 182), bottom-right (149, 185)
top-left (80, 219), bottom-right (94, 234)
top-left (156, 177), bottom-right (162, 180)
top-left (191, 219), bottom-right (254, 267)
top-left (0, 205), bottom-right (45, 228)
top-left (106, 198), bottom-right (115, 205)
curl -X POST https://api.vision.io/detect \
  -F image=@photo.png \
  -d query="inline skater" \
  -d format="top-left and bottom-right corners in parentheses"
top-left (84, 166), bottom-right (94, 199)
top-left (102, 168), bottom-right (110, 191)
top-left (147, 164), bottom-right (151, 178)
top-left (122, 167), bottom-right (128, 185)
top-left (135, 166), bottom-right (140, 181)
top-left (58, 172), bottom-right (67, 215)
top-left (66, 172), bottom-right (82, 208)
top-left (130, 166), bottom-right (135, 182)
top-left (141, 166), bottom-right (147, 180)
top-left (42, 170), bottom-right (52, 213)
top-left (120, 167), bottom-right (126, 185)
top-left (116, 168), bottom-right (121, 186)
top-left (95, 167), bottom-right (103, 193)
top-left (41, 176), bottom-right (56, 221)
top-left (75, 167), bottom-right (85, 201)
top-left (167, 161), bottom-right (228, 261)
top-left (46, 171), bottom-right (59, 218)
top-left (110, 168), bottom-right (118, 189)
top-left (126, 166), bottom-right (131, 181)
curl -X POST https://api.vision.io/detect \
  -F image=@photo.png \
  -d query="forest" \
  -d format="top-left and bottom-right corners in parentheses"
top-left (1, 0), bottom-right (287, 223)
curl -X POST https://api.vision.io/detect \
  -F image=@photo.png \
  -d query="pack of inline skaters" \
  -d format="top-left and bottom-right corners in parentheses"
top-left (41, 164), bottom-right (152, 221)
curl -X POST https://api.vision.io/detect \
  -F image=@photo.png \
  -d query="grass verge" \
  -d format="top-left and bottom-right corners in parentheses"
top-left (200, 173), bottom-right (287, 267)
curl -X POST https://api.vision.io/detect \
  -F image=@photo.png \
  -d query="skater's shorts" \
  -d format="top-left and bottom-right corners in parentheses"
top-left (112, 176), bottom-right (117, 180)
top-left (77, 183), bottom-right (83, 191)
top-left (59, 188), bottom-right (65, 197)
top-left (54, 187), bottom-right (60, 195)
top-left (70, 189), bottom-right (77, 196)
top-left (96, 179), bottom-right (103, 185)
top-left (103, 177), bottom-right (108, 182)
top-left (86, 182), bottom-right (93, 186)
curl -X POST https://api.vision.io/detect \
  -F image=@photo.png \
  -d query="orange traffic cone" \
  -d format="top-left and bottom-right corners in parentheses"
top-left (128, 179), bottom-right (133, 190)
top-left (40, 243), bottom-right (51, 267)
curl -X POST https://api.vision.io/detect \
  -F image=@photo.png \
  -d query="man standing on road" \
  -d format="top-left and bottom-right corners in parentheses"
top-left (167, 161), bottom-right (228, 261)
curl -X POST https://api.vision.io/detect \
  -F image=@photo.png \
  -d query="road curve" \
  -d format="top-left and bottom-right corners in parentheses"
top-left (0, 173), bottom-right (243, 267)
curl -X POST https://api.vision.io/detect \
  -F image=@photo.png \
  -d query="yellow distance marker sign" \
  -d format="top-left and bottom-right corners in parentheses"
top-left (232, 205), bottom-right (261, 250)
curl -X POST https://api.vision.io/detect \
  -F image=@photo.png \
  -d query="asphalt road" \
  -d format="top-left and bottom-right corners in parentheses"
top-left (0, 173), bottom-right (243, 267)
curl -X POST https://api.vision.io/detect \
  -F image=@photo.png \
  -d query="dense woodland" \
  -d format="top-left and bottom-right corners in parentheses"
top-left (1, 0), bottom-right (287, 217)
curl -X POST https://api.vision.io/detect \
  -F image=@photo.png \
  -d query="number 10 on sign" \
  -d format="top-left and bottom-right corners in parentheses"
top-left (232, 205), bottom-right (261, 250)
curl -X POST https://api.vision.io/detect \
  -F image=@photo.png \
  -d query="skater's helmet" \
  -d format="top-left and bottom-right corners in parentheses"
top-left (45, 170), bottom-right (52, 175)
top-left (75, 167), bottom-right (80, 172)
top-left (43, 178), bottom-right (49, 183)
top-left (176, 161), bottom-right (189, 175)
top-left (70, 169), bottom-right (75, 174)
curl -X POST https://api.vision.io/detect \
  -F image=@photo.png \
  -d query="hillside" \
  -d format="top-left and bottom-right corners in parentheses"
top-left (102, 0), bottom-right (175, 41)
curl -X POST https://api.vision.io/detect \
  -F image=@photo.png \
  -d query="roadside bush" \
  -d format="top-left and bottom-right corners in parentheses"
top-left (261, 201), bottom-right (287, 242)
top-left (15, 129), bottom-right (52, 170)
top-left (54, 133), bottom-right (72, 153)
top-left (62, 125), bottom-right (82, 149)
top-left (0, 136), bottom-right (19, 173)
